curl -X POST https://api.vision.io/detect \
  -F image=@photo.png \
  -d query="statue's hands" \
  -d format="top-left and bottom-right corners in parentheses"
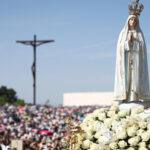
top-left (129, 32), bottom-right (134, 43)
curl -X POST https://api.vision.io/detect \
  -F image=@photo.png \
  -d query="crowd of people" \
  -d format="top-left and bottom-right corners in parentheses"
top-left (0, 104), bottom-right (102, 150)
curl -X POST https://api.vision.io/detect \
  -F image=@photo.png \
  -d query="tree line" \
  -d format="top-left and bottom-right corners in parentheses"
top-left (0, 85), bottom-right (25, 106)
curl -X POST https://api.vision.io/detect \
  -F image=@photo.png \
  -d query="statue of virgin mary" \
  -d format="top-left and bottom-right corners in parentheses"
top-left (114, 0), bottom-right (150, 103)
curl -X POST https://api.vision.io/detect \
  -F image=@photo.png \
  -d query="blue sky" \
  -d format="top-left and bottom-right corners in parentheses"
top-left (0, 0), bottom-right (150, 105)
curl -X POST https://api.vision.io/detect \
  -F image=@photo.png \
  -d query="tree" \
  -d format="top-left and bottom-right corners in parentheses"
top-left (0, 86), bottom-right (24, 105)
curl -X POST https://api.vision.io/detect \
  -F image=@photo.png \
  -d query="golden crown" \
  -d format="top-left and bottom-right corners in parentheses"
top-left (129, 0), bottom-right (144, 16)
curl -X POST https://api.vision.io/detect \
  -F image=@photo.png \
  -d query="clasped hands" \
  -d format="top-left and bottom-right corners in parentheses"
top-left (128, 32), bottom-right (134, 43)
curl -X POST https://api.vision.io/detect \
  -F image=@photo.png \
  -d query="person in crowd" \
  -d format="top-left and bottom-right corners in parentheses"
top-left (0, 104), bottom-right (103, 149)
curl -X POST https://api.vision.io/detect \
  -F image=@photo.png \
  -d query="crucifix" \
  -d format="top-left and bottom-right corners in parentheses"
top-left (16, 35), bottom-right (55, 105)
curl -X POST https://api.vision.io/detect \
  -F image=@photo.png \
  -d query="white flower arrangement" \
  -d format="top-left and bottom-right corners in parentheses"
top-left (75, 104), bottom-right (150, 150)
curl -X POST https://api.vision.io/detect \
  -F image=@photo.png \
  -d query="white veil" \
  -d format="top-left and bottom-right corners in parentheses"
top-left (114, 15), bottom-right (150, 101)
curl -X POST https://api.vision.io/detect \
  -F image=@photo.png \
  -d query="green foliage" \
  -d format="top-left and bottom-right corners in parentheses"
top-left (0, 96), bottom-right (7, 105)
top-left (0, 85), bottom-right (25, 106)
top-left (15, 99), bottom-right (25, 106)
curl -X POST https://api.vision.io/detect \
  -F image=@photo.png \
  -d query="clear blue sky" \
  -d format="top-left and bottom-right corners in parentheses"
top-left (0, 0), bottom-right (150, 105)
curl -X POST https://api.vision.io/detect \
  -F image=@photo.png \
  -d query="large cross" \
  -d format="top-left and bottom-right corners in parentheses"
top-left (17, 35), bottom-right (55, 105)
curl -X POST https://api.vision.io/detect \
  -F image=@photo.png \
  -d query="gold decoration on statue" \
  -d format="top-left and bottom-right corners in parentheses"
top-left (66, 118), bottom-right (85, 150)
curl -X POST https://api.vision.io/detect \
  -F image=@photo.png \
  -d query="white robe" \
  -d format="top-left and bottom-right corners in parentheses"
top-left (114, 15), bottom-right (150, 102)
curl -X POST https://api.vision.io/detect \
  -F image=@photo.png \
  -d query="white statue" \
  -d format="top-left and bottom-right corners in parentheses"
top-left (114, 0), bottom-right (150, 103)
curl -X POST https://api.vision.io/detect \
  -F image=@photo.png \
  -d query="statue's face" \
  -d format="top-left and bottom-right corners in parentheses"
top-left (128, 17), bottom-right (137, 29)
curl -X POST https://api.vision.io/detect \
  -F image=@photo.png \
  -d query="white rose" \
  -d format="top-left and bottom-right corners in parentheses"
top-left (110, 105), bottom-right (119, 112)
top-left (90, 143), bottom-right (101, 150)
top-left (131, 105), bottom-right (144, 115)
top-left (98, 136), bottom-right (110, 145)
top-left (118, 140), bottom-right (127, 149)
top-left (137, 105), bottom-right (144, 113)
top-left (127, 126), bottom-right (137, 137)
top-left (104, 118), bottom-right (112, 128)
top-left (139, 121), bottom-right (147, 129)
top-left (80, 122), bottom-right (86, 129)
top-left (112, 135), bottom-right (118, 142)
top-left (98, 113), bottom-right (106, 121)
top-left (103, 145), bottom-right (110, 150)
top-left (82, 139), bottom-right (92, 149)
top-left (93, 121), bottom-right (100, 131)
top-left (138, 142), bottom-right (146, 147)
top-left (111, 114), bottom-right (119, 121)
top-left (118, 110), bottom-right (129, 118)
top-left (94, 131), bottom-right (101, 139)
top-left (147, 123), bottom-right (150, 130)
top-left (137, 129), bottom-right (145, 136)
top-left (111, 120), bottom-right (118, 131)
top-left (131, 108), bottom-right (139, 114)
top-left (139, 147), bottom-right (148, 150)
top-left (117, 130), bottom-right (127, 140)
top-left (141, 132), bottom-right (150, 142)
top-left (81, 125), bottom-right (88, 132)
top-left (97, 136), bottom-right (105, 144)
top-left (87, 125), bottom-right (95, 133)
top-left (85, 131), bottom-right (93, 140)
top-left (127, 148), bottom-right (135, 150)
top-left (147, 129), bottom-right (150, 133)
top-left (125, 117), bottom-right (137, 127)
top-left (128, 136), bottom-right (140, 146)
top-left (109, 142), bottom-right (117, 150)
top-left (107, 111), bottom-right (115, 118)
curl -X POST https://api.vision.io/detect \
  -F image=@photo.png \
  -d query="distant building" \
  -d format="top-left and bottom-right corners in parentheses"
top-left (63, 92), bottom-right (114, 106)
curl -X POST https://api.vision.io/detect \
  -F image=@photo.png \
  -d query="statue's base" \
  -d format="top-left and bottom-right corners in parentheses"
top-left (114, 101), bottom-right (150, 110)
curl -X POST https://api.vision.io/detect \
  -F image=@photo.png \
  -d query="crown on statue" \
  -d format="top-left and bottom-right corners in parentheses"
top-left (129, 0), bottom-right (144, 16)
